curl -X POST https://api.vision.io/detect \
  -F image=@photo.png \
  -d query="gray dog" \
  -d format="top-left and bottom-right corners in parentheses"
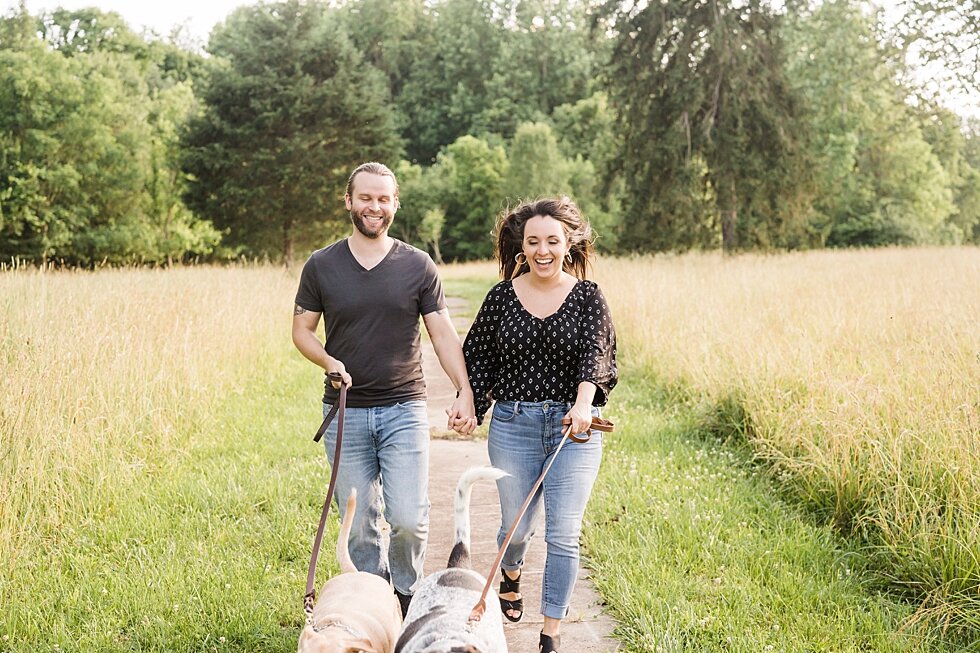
top-left (395, 466), bottom-right (509, 653)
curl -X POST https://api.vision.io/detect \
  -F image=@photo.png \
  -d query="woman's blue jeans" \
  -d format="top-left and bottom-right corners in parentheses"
top-left (488, 399), bottom-right (602, 619)
top-left (321, 399), bottom-right (429, 596)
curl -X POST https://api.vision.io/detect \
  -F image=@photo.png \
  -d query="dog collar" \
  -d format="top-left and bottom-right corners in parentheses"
top-left (310, 619), bottom-right (362, 638)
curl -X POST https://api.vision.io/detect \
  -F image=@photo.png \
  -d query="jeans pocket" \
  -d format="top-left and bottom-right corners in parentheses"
top-left (492, 401), bottom-right (519, 423)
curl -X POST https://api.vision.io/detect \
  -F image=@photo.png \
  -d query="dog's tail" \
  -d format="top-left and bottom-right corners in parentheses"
top-left (448, 466), bottom-right (508, 569)
top-left (337, 489), bottom-right (358, 574)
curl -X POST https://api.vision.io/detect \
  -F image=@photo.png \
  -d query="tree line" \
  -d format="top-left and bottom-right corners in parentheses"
top-left (1, 0), bottom-right (977, 265)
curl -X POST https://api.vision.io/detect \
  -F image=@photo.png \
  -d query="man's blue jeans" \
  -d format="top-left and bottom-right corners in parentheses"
top-left (488, 399), bottom-right (603, 620)
top-left (321, 399), bottom-right (429, 595)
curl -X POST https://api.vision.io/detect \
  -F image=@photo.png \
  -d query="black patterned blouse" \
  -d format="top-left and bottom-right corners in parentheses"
top-left (463, 279), bottom-right (618, 424)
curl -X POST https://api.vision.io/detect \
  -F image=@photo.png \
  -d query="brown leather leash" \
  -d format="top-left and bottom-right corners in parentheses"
top-left (304, 372), bottom-right (348, 618)
top-left (468, 415), bottom-right (614, 623)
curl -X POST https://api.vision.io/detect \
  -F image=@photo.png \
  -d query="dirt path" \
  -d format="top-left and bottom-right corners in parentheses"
top-left (421, 327), bottom-right (620, 652)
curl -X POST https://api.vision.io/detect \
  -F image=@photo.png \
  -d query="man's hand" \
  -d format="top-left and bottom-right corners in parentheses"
top-left (325, 357), bottom-right (352, 387)
top-left (446, 386), bottom-right (477, 435)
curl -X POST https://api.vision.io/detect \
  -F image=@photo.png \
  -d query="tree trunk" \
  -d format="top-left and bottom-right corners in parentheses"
top-left (283, 220), bottom-right (294, 264)
top-left (720, 177), bottom-right (737, 253)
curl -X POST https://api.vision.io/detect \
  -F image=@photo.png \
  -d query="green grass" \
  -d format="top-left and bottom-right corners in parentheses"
top-left (448, 270), bottom-right (976, 650)
top-left (0, 347), bottom-right (336, 652)
top-left (3, 263), bottom-right (975, 651)
top-left (583, 375), bottom-right (974, 652)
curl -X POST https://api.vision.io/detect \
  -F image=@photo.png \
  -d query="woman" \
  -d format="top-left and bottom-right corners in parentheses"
top-left (461, 197), bottom-right (617, 653)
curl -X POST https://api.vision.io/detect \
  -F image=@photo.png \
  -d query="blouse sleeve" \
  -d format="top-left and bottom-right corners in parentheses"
top-left (578, 283), bottom-right (618, 406)
top-left (463, 284), bottom-right (503, 424)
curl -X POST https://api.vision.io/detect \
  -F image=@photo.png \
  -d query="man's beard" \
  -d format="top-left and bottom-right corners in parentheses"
top-left (350, 208), bottom-right (393, 239)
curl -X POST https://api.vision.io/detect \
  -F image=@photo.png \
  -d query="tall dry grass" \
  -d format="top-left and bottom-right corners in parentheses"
top-left (0, 265), bottom-right (298, 578)
top-left (595, 247), bottom-right (979, 632)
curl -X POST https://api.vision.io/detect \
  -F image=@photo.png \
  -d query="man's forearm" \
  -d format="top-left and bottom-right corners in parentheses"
top-left (431, 333), bottom-right (471, 394)
top-left (293, 328), bottom-right (331, 369)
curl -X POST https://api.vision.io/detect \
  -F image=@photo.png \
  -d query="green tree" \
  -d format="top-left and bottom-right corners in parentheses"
top-left (551, 93), bottom-right (624, 248)
top-left (914, 105), bottom-right (980, 244)
top-left (426, 135), bottom-right (509, 260)
top-left (181, 0), bottom-right (401, 262)
top-left (393, 0), bottom-right (598, 163)
top-left (1, 5), bottom-right (219, 265)
top-left (396, 0), bottom-right (507, 163)
top-left (504, 122), bottom-right (572, 202)
top-left (551, 92), bottom-right (617, 166)
top-left (338, 0), bottom-right (430, 99)
top-left (146, 82), bottom-right (222, 264)
top-left (785, 0), bottom-right (955, 247)
top-left (0, 38), bottom-right (161, 263)
top-left (419, 208), bottom-right (446, 264)
top-left (472, 0), bottom-right (598, 139)
top-left (958, 120), bottom-right (980, 243)
top-left (599, 0), bottom-right (812, 252)
top-left (38, 6), bottom-right (146, 57)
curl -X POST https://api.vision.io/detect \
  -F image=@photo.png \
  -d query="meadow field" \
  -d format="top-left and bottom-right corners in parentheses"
top-left (1, 247), bottom-right (977, 651)
top-left (591, 248), bottom-right (979, 636)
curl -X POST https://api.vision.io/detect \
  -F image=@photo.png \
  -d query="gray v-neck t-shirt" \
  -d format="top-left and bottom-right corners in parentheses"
top-left (295, 238), bottom-right (446, 407)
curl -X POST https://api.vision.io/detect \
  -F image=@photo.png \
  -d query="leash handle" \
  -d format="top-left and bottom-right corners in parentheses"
top-left (305, 372), bottom-right (348, 612)
top-left (561, 415), bottom-right (615, 442)
top-left (469, 423), bottom-right (576, 623)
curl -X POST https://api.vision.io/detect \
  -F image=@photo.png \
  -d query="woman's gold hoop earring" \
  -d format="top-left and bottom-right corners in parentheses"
top-left (565, 251), bottom-right (573, 263)
top-left (515, 253), bottom-right (527, 265)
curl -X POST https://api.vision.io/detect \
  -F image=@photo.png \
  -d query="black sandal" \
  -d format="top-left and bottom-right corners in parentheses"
top-left (498, 568), bottom-right (523, 622)
top-left (539, 631), bottom-right (560, 653)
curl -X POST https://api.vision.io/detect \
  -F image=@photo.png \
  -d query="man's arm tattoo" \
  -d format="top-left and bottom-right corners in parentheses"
top-left (294, 304), bottom-right (308, 316)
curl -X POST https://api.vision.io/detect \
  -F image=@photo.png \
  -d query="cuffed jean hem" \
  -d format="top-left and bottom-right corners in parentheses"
top-left (542, 601), bottom-right (570, 620)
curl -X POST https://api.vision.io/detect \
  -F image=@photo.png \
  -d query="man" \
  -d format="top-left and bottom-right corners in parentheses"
top-left (292, 162), bottom-right (477, 616)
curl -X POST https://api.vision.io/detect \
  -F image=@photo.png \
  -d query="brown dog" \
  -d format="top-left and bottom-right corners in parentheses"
top-left (298, 489), bottom-right (403, 653)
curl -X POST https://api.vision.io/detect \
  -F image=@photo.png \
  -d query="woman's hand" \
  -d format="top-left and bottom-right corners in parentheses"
top-left (563, 401), bottom-right (593, 437)
top-left (447, 386), bottom-right (477, 435)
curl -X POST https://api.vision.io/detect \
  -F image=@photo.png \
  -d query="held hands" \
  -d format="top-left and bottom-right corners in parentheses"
top-left (446, 386), bottom-right (477, 435)
top-left (563, 401), bottom-right (593, 437)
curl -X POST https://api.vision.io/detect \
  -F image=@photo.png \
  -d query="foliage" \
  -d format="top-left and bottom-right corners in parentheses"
top-left (394, 0), bottom-right (598, 164)
top-left (0, 5), bottom-right (218, 265)
top-left (180, 0), bottom-right (401, 262)
top-left (599, 0), bottom-right (814, 253)
top-left (785, 0), bottom-right (956, 248)
top-left (1, 0), bottom-right (978, 264)
top-left (894, 0), bottom-right (980, 96)
top-left (425, 135), bottom-right (509, 261)
top-left (504, 122), bottom-right (575, 202)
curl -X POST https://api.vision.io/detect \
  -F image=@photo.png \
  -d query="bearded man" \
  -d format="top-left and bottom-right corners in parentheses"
top-left (292, 162), bottom-right (477, 617)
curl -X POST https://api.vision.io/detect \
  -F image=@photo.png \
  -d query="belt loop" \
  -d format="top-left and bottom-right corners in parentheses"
top-left (515, 401), bottom-right (521, 414)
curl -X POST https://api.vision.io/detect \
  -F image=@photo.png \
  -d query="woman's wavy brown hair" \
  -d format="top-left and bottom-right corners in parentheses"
top-left (495, 197), bottom-right (595, 280)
